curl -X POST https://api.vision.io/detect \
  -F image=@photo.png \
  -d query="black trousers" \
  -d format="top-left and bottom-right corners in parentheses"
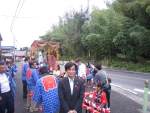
top-left (103, 85), bottom-right (111, 108)
top-left (0, 91), bottom-right (14, 113)
top-left (22, 80), bottom-right (27, 97)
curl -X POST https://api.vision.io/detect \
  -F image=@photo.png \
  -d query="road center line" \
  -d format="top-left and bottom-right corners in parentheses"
top-left (107, 73), bottom-right (150, 81)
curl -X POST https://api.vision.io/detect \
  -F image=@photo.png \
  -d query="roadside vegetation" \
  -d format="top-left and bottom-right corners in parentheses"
top-left (40, 0), bottom-right (150, 73)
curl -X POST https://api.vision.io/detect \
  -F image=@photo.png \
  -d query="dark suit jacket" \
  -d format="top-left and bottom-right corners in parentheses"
top-left (58, 77), bottom-right (84, 113)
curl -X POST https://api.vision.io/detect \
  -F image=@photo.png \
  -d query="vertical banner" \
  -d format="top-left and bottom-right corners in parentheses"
top-left (48, 55), bottom-right (56, 70)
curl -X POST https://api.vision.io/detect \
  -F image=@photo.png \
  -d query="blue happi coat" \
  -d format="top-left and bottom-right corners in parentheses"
top-left (5, 66), bottom-right (16, 77)
top-left (32, 75), bottom-right (60, 113)
top-left (11, 65), bottom-right (17, 77)
top-left (22, 62), bottom-right (29, 81)
top-left (36, 67), bottom-right (42, 79)
top-left (26, 68), bottom-right (39, 91)
top-left (5, 72), bottom-right (16, 97)
top-left (5, 67), bottom-right (10, 73)
top-left (5, 67), bottom-right (16, 87)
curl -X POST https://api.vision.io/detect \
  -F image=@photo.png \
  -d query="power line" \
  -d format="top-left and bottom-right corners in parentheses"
top-left (10, 0), bottom-right (23, 62)
top-left (10, 0), bottom-right (22, 30)
top-left (0, 15), bottom-right (59, 19)
top-left (11, 0), bottom-right (26, 29)
top-left (10, 29), bottom-right (22, 48)
top-left (10, 0), bottom-right (26, 48)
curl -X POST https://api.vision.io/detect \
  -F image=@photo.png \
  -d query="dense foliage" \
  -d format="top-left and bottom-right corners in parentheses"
top-left (40, 0), bottom-right (150, 71)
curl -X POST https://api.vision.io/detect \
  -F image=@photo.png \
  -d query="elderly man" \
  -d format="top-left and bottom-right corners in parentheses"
top-left (0, 61), bottom-right (16, 113)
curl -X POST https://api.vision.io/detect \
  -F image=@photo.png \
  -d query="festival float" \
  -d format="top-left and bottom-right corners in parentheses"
top-left (30, 40), bottom-right (60, 70)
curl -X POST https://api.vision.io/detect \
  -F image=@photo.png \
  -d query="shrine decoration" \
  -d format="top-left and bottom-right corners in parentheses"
top-left (30, 40), bottom-right (60, 70)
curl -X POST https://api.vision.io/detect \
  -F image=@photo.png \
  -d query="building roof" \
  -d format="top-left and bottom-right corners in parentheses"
top-left (16, 54), bottom-right (25, 57)
top-left (2, 50), bottom-right (26, 57)
top-left (0, 33), bottom-right (3, 41)
top-left (11, 50), bottom-right (26, 56)
top-left (2, 53), bottom-right (13, 57)
top-left (2, 46), bottom-right (15, 49)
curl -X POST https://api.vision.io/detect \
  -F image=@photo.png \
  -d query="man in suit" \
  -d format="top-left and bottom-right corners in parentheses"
top-left (58, 62), bottom-right (84, 113)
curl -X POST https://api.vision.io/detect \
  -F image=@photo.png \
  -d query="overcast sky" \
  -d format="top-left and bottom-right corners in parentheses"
top-left (0, 0), bottom-right (108, 49)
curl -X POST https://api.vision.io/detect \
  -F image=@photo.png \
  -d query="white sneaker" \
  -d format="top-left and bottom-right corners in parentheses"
top-left (26, 107), bottom-right (29, 110)
top-left (29, 108), bottom-right (38, 112)
top-left (107, 107), bottom-right (110, 110)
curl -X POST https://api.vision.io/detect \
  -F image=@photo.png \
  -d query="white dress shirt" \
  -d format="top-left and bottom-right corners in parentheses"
top-left (68, 77), bottom-right (74, 95)
top-left (0, 73), bottom-right (10, 93)
top-left (78, 63), bottom-right (86, 77)
top-left (68, 77), bottom-right (77, 113)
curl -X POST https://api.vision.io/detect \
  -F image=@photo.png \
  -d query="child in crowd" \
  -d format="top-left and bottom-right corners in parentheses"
top-left (107, 78), bottom-right (111, 110)
top-left (53, 64), bottom-right (62, 78)
top-left (86, 62), bottom-right (93, 88)
top-left (83, 82), bottom-right (110, 113)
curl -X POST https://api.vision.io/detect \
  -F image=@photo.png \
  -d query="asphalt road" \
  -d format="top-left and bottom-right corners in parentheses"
top-left (13, 62), bottom-right (150, 113)
top-left (105, 69), bottom-right (150, 101)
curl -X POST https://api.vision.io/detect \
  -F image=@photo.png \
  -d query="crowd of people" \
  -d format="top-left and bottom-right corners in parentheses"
top-left (0, 57), bottom-right (111, 113)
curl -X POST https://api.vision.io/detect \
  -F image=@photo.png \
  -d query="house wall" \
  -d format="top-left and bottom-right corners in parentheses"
top-left (2, 48), bottom-right (14, 53)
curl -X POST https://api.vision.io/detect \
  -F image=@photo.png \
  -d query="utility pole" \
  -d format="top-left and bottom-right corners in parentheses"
top-left (87, 0), bottom-right (89, 13)
top-left (13, 37), bottom-right (15, 62)
top-left (10, 29), bottom-right (16, 62)
top-left (85, 0), bottom-right (90, 22)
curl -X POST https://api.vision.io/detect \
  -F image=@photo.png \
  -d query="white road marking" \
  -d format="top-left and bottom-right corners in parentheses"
top-left (134, 88), bottom-right (150, 94)
top-left (107, 73), bottom-right (150, 81)
top-left (111, 83), bottom-right (138, 95)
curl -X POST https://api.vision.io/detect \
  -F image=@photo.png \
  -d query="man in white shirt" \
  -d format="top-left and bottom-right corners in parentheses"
top-left (0, 61), bottom-right (16, 113)
top-left (58, 62), bottom-right (84, 113)
top-left (75, 58), bottom-right (86, 79)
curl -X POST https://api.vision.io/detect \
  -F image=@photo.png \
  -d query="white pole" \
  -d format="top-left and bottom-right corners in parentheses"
top-left (14, 37), bottom-right (15, 62)
top-left (10, 29), bottom-right (16, 62)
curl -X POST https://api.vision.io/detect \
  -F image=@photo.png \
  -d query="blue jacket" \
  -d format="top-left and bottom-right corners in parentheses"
top-left (11, 65), bottom-right (17, 72)
top-left (26, 68), bottom-right (39, 91)
top-left (36, 68), bottom-right (42, 79)
top-left (6, 67), bottom-right (13, 77)
top-left (5, 67), bottom-right (10, 73)
top-left (9, 65), bottom-right (17, 77)
top-left (43, 63), bottom-right (47, 67)
top-left (76, 65), bottom-right (79, 76)
top-left (22, 62), bottom-right (29, 80)
top-left (5, 72), bottom-right (16, 97)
